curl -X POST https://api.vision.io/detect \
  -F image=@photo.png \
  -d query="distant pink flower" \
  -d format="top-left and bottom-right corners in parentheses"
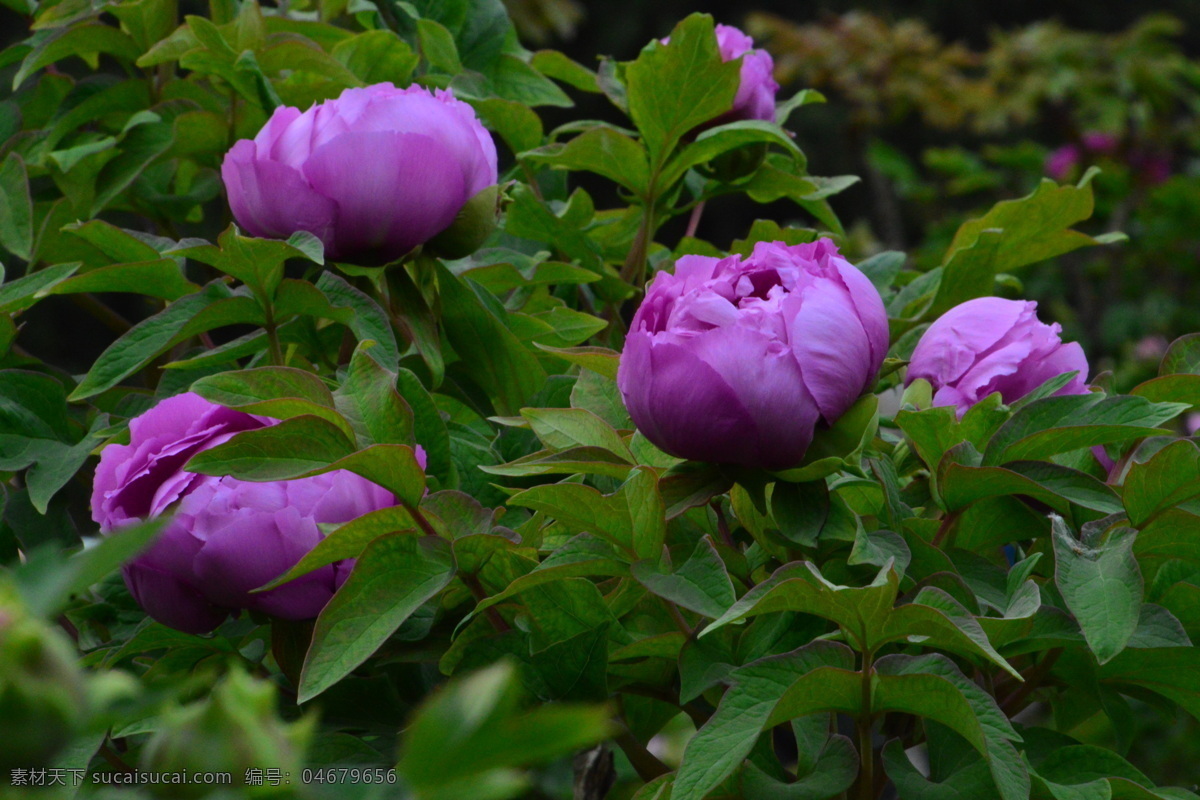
top-left (1045, 145), bottom-right (1080, 181)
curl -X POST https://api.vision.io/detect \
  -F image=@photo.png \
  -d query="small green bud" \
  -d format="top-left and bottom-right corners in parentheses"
top-left (140, 668), bottom-right (313, 798)
top-left (425, 184), bottom-right (500, 260)
top-left (900, 377), bottom-right (932, 410)
top-left (0, 600), bottom-right (88, 773)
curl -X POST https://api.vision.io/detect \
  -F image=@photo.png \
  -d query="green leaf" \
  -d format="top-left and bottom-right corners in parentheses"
top-left (299, 533), bottom-right (454, 703)
top-left (18, 518), bottom-right (166, 617)
top-left (0, 153), bottom-right (33, 261)
top-left (1036, 745), bottom-right (1153, 789)
top-left (702, 562), bottom-right (899, 652)
top-left (1160, 334), bottom-right (1200, 376)
top-left (532, 344), bottom-right (619, 380)
top-left (334, 342), bottom-right (416, 447)
top-left (396, 661), bottom-right (610, 800)
top-left (1134, 509), bottom-right (1200, 571)
top-left (437, 263), bottom-right (546, 415)
top-left (929, 170), bottom-right (1127, 314)
top-left (473, 98), bottom-right (544, 155)
top-left (507, 469), bottom-right (660, 558)
top-left (14, 23), bottom-right (141, 88)
top-left (21, 418), bottom-right (108, 514)
top-left (983, 394), bottom-right (1186, 466)
top-left (315, 272), bottom-right (400, 369)
top-left (740, 734), bottom-right (857, 799)
top-left (418, 17), bottom-right (461, 73)
top-left (522, 127), bottom-right (650, 195)
top-left (332, 29), bottom-right (418, 85)
top-left (185, 414), bottom-right (355, 479)
top-left (69, 281), bottom-right (260, 400)
top-left (170, 226), bottom-right (323, 301)
top-left (401, 0), bottom-right (512, 72)
top-left (90, 119), bottom-right (175, 215)
top-left (51, 259), bottom-right (198, 301)
top-left (1131, 374), bottom-right (1200, 409)
top-left (519, 407), bottom-right (633, 461)
top-left (258, 507), bottom-right (421, 591)
top-left (1053, 515), bottom-right (1144, 664)
top-left (673, 641), bottom-right (857, 800)
top-left (0, 263), bottom-right (81, 314)
top-left (770, 481), bottom-right (832, 548)
top-left (191, 366), bottom-right (355, 441)
top-left (873, 655), bottom-right (1027, 800)
top-left (662, 120), bottom-right (802, 187)
top-left (396, 367), bottom-right (454, 485)
top-left (625, 13), bottom-right (741, 162)
top-left (530, 49), bottom-right (600, 93)
top-left (1099, 646), bottom-right (1200, 722)
top-left (569, 368), bottom-right (631, 430)
top-left (468, 533), bottom-right (629, 622)
top-left (1123, 440), bottom-right (1200, 527)
top-left (481, 446), bottom-right (634, 479)
top-left (883, 738), bottom-right (999, 800)
top-left (632, 537), bottom-right (735, 619)
top-left (939, 459), bottom-right (1123, 516)
top-left (886, 587), bottom-right (1021, 679)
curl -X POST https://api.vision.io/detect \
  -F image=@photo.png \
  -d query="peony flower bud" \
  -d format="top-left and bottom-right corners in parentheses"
top-left (91, 393), bottom-right (415, 634)
top-left (618, 239), bottom-right (888, 470)
top-left (221, 83), bottom-right (498, 265)
top-left (906, 297), bottom-right (1090, 417)
top-left (714, 24), bottom-right (779, 124)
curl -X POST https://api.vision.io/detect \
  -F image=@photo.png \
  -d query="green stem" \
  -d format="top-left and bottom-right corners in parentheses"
top-left (619, 201), bottom-right (656, 287)
top-left (264, 314), bottom-right (284, 366)
top-left (1001, 647), bottom-right (1063, 715)
top-left (462, 572), bottom-right (511, 633)
top-left (856, 648), bottom-right (875, 800)
top-left (613, 727), bottom-right (669, 782)
top-left (931, 508), bottom-right (961, 549)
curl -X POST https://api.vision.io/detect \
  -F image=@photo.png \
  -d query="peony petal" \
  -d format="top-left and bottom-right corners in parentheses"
top-left (687, 323), bottom-right (820, 468)
top-left (832, 258), bottom-right (889, 379)
top-left (122, 560), bottom-right (227, 635)
top-left (222, 148), bottom-right (338, 246)
top-left (302, 130), bottom-right (467, 262)
top-left (907, 298), bottom-right (1031, 387)
top-left (786, 278), bottom-right (874, 423)
top-left (345, 86), bottom-right (498, 197)
top-left (619, 331), bottom-right (763, 466)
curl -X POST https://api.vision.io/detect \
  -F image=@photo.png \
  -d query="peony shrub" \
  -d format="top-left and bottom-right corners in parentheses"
top-left (0, 5), bottom-right (1197, 800)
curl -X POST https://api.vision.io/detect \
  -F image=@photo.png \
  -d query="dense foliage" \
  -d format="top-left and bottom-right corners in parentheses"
top-left (1, 0), bottom-right (1199, 799)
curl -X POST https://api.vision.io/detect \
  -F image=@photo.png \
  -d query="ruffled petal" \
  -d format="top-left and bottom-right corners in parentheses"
top-left (907, 298), bottom-right (1030, 387)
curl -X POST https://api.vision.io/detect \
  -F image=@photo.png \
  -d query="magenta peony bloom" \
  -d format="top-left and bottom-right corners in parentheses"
top-left (618, 239), bottom-right (888, 470)
top-left (221, 83), bottom-right (498, 264)
top-left (906, 297), bottom-right (1090, 417)
top-left (714, 24), bottom-right (779, 123)
top-left (91, 393), bottom-right (414, 634)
